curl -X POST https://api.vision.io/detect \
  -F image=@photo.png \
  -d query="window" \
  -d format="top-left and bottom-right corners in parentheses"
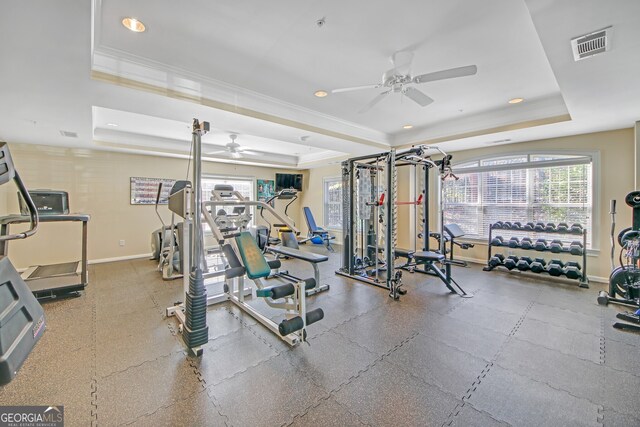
top-left (324, 177), bottom-right (343, 230)
top-left (202, 175), bottom-right (254, 201)
top-left (202, 175), bottom-right (255, 227)
top-left (442, 154), bottom-right (594, 247)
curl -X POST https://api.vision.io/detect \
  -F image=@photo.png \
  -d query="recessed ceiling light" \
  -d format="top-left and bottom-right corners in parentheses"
top-left (403, 124), bottom-right (413, 129)
top-left (106, 123), bottom-right (119, 127)
top-left (314, 90), bottom-right (328, 98)
top-left (122, 17), bottom-right (146, 33)
top-left (508, 97), bottom-right (524, 104)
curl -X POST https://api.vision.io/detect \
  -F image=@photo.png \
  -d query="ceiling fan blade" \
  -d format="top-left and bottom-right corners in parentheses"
top-left (412, 64), bottom-right (477, 84)
top-left (332, 84), bottom-right (381, 94)
top-left (206, 150), bottom-right (227, 155)
top-left (403, 87), bottom-right (434, 107)
top-left (358, 90), bottom-right (391, 114)
top-left (240, 150), bottom-right (259, 156)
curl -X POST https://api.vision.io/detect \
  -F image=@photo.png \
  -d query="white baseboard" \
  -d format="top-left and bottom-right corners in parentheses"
top-left (453, 255), bottom-right (608, 284)
top-left (89, 253), bottom-right (153, 265)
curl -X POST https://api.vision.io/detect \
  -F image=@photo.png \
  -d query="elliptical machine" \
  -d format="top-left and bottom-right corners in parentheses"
top-left (597, 191), bottom-right (640, 332)
top-left (0, 141), bottom-right (46, 385)
top-left (150, 181), bottom-right (187, 280)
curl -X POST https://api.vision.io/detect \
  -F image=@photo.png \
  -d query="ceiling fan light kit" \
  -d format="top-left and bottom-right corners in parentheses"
top-left (332, 51), bottom-right (477, 113)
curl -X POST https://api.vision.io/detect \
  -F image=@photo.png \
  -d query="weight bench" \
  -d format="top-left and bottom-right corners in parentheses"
top-left (266, 245), bottom-right (330, 296)
top-left (233, 232), bottom-right (324, 345)
top-left (429, 224), bottom-right (475, 267)
top-left (413, 250), bottom-right (471, 297)
top-left (302, 207), bottom-right (335, 252)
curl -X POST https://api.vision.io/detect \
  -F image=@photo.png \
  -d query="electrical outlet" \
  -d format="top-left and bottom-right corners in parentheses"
top-left (119, 240), bottom-right (125, 247)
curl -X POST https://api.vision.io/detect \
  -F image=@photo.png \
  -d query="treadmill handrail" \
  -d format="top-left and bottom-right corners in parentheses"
top-left (0, 173), bottom-right (39, 241)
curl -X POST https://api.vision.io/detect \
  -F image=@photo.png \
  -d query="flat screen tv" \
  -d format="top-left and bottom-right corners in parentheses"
top-left (275, 173), bottom-right (303, 192)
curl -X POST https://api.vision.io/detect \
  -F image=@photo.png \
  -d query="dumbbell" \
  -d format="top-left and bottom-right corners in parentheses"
top-left (549, 240), bottom-right (564, 253)
top-left (563, 261), bottom-right (582, 279)
top-left (508, 237), bottom-right (520, 248)
top-left (491, 236), bottom-right (505, 246)
top-left (488, 254), bottom-right (505, 268)
top-left (534, 222), bottom-right (546, 231)
top-left (547, 260), bottom-right (565, 276)
top-left (570, 223), bottom-right (583, 233)
top-left (530, 258), bottom-right (547, 273)
top-left (503, 221), bottom-right (513, 229)
top-left (556, 223), bottom-right (569, 232)
top-left (523, 222), bottom-right (535, 231)
top-left (504, 256), bottom-right (519, 270)
top-left (545, 223), bottom-right (557, 231)
top-left (520, 237), bottom-right (534, 249)
top-left (569, 241), bottom-right (584, 255)
top-left (512, 222), bottom-right (523, 230)
top-left (493, 221), bottom-right (504, 229)
top-left (534, 239), bottom-right (548, 251)
top-left (516, 256), bottom-right (533, 271)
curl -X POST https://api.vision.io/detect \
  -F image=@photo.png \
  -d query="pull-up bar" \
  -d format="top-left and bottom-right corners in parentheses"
top-left (368, 193), bottom-right (423, 207)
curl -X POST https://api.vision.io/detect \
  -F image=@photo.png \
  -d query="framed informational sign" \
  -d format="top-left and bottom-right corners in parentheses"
top-left (130, 177), bottom-right (177, 205)
top-left (257, 179), bottom-right (275, 206)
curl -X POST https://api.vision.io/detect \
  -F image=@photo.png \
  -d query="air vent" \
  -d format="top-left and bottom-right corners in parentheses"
top-left (571, 26), bottom-right (611, 61)
top-left (59, 130), bottom-right (78, 138)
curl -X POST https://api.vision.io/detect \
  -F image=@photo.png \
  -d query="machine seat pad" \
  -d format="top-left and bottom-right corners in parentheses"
top-left (267, 259), bottom-right (282, 270)
top-left (268, 246), bottom-right (328, 263)
top-left (235, 232), bottom-right (271, 279)
top-left (413, 251), bottom-right (445, 262)
top-left (394, 248), bottom-right (415, 258)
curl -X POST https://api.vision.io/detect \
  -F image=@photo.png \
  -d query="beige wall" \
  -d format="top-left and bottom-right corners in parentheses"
top-left (1, 143), bottom-right (303, 270)
top-left (427, 128), bottom-right (634, 281)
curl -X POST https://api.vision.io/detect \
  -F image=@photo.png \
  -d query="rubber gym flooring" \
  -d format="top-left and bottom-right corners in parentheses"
top-left (1, 246), bottom-right (639, 426)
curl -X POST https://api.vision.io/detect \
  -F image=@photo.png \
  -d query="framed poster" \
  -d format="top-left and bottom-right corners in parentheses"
top-left (130, 177), bottom-right (177, 205)
top-left (257, 179), bottom-right (275, 206)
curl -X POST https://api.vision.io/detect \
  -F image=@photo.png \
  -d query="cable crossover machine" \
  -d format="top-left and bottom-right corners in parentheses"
top-left (337, 145), bottom-right (472, 300)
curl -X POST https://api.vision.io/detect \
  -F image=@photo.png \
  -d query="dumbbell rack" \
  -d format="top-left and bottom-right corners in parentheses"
top-left (483, 222), bottom-right (589, 288)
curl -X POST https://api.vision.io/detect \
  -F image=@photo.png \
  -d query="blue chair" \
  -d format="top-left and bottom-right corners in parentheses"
top-left (303, 207), bottom-right (335, 252)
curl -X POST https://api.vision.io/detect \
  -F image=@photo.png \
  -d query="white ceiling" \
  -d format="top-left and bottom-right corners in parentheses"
top-left (1, 0), bottom-right (639, 168)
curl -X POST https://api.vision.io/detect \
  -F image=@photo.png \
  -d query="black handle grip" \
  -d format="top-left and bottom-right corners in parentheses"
top-left (155, 183), bottom-right (163, 205)
top-left (610, 199), bottom-right (616, 214)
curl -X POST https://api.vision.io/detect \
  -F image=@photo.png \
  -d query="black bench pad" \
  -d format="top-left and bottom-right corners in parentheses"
top-left (268, 246), bottom-right (329, 263)
top-left (413, 251), bottom-right (445, 261)
top-left (394, 248), bottom-right (415, 258)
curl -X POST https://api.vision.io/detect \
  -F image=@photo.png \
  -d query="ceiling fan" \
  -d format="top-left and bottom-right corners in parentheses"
top-left (206, 134), bottom-right (258, 159)
top-left (331, 51), bottom-right (477, 113)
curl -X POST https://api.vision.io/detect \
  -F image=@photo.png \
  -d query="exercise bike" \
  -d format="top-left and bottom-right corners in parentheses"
top-left (597, 192), bottom-right (640, 333)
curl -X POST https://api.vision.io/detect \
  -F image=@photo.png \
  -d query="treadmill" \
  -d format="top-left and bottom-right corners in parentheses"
top-left (0, 191), bottom-right (90, 301)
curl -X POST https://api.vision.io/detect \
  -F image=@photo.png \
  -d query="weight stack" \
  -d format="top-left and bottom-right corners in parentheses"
top-left (183, 269), bottom-right (208, 350)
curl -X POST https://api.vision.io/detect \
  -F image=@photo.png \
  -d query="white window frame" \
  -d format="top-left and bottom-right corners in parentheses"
top-left (323, 176), bottom-right (343, 231)
top-left (438, 150), bottom-right (600, 252)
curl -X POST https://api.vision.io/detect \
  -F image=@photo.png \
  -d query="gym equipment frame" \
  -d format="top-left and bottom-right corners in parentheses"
top-left (337, 145), bottom-right (470, 300)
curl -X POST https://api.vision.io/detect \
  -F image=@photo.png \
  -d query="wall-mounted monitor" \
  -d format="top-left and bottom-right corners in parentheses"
top-left (275, 173), bottom-right (303, 192)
